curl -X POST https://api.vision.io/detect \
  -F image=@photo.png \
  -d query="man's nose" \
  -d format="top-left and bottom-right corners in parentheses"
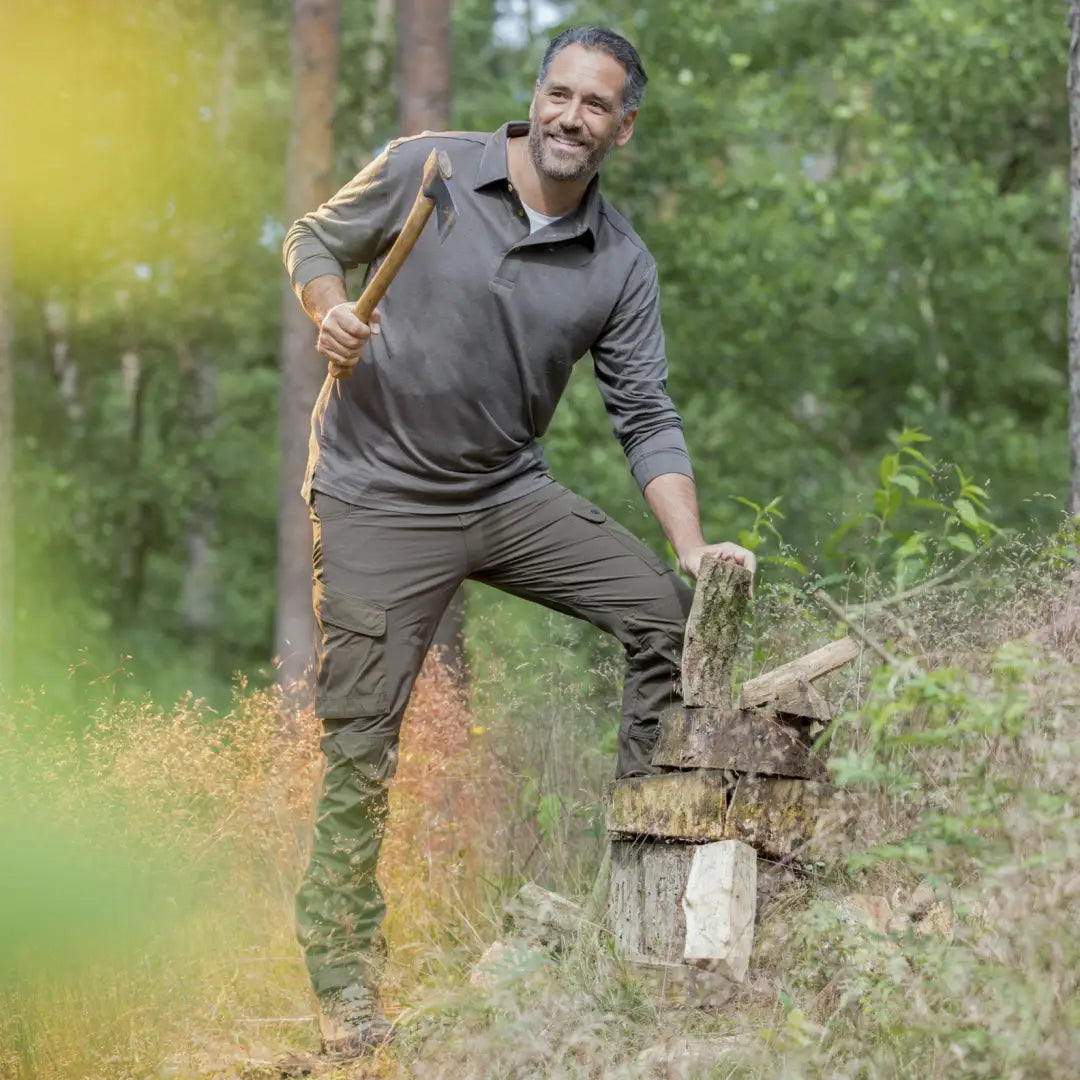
top-left (561, 98), bottom-right (584, 127)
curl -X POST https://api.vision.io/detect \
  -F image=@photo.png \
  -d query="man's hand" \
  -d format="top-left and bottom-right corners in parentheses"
top-left (317, 302), bottom-right (381, 379)
top-left (678, 542), bottom-right (757, 593)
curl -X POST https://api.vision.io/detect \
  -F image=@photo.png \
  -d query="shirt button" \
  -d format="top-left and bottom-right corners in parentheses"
top-left (517, 209), bottom-right (524, 217)
top-left (507, 182), bottom-right (514, 192)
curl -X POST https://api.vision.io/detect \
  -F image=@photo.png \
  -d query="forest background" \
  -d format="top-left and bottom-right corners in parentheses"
top-left (3, 2), bottom-right (1080, 1078)
top-left (1, 0), bottom-right (1069, 710)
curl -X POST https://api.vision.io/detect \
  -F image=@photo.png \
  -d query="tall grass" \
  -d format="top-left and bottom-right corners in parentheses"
top-left (2, 549), bottom-right (1079, 1078)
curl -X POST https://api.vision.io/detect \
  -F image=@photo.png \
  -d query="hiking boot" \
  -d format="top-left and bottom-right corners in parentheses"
top-left (317, 982), bottom-right (393, 1058)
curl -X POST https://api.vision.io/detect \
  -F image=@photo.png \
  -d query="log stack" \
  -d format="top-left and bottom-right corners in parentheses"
top-left (606, 556), bottom-right (860, 983)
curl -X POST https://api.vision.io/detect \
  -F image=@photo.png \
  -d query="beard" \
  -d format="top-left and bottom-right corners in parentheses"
top-left (528, 121), bottom-right (618, 183)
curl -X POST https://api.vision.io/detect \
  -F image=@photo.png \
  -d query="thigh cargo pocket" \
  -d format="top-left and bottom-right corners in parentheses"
top-left (314, 585), bottom-right (389, 718)
top-left (570, 501), bottom-right (671, 577)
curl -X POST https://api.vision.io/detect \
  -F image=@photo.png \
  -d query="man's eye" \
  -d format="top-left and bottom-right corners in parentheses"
top-left (588, 101), bottom-right (608, 113)
top-left (548, 90), bottom-right (566, 100)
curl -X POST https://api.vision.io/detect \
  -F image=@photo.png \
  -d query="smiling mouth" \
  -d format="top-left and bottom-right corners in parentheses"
top-left (549, 133), bottom-right (587, 151)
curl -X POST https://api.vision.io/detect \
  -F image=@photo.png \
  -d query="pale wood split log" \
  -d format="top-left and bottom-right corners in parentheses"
top-left (651, 705), bottom-right (828, 780)
top-left (609, 839), bottom-right (756, 982)
top-left (738, 637), bottom-right (859, 719)
top-left (681, 558), bottom-right (751, 707)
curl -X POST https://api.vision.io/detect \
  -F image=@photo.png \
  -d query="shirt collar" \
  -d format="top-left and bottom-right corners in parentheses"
top-left (475, 122), bottom-right (601, 249)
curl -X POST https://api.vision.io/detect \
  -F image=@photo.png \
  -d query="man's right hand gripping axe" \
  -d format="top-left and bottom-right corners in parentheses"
top-left (326, 149), bottom-right (457, 380)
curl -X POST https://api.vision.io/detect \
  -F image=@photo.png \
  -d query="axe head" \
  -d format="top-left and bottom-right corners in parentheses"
top-left (421, 149), bottom-right (458, 240)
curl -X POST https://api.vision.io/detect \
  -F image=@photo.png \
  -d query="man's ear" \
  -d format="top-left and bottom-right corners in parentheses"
top-left (615, 108), bottom-right (637, 148)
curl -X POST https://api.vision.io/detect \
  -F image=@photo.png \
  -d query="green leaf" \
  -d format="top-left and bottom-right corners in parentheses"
top-left (953, 498), bottom-right (981, 530)
top-left (900, 446), bottom-right (934, 468)
top-left (893, 472), bottom-right (920, 496)
top-left (895, 428), bottom-right (931, 444)
top-left (879, 453), bottom-right (899, 488)
top-left (948, 533), bottom-right (977, 553)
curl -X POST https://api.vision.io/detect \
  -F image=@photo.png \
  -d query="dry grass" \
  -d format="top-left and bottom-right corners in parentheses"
top-left (3, 554), bottom-right (1080, 1079)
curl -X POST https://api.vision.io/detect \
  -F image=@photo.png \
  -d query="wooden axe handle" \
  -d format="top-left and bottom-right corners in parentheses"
top-left (354, 148), bottom-right (443, 324)
top-left (332, 150), bottom-right (444, 380)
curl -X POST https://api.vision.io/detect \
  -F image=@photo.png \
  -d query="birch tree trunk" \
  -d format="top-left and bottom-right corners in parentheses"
top-left (395, 0), bottom-right (466, 677)
top-left (1069, 1), bottom-right (1080, 514)
top-left (276, 0), bottom-right (342, 699)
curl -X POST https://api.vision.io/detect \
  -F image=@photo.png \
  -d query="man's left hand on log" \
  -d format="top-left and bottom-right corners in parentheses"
top-left (678, 542), bottom-right (757, 593)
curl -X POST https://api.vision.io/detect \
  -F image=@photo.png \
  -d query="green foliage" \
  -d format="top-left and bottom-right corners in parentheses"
top-left (733, 429), bottom-right (1003, 603)
top-left (544, 0), bottom-right (1067, 565)
top-left (6, 0), bottom-right (1071, 705)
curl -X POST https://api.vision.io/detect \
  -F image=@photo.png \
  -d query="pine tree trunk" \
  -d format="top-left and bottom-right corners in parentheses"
top-left (276, 0), bottom-right (342, 699)
top-left (395, 0), bottom-right (466, 677)
top-left (1069, 1), bottom-right (1080, 514)
top-left (182, 35), bottom-right (237, 645)
top-left (396, 0), bottom-right (453, 135)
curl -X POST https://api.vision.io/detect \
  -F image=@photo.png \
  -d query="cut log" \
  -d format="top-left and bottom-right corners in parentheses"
top-left (650, 705), bottom-right (828, 780)
top-left (607, 771), bottom-right (728, 842)
top-left (610, 840), bottom-right (694, 965)
top-left (725, 776), bottom-right (839, 859)
top-left (609, 838), bottom-right (757, 982)
top-left (682, 840), bottom-right (757, 980)
top-left (738, 637), bottom-right (859, 719)
top-left (681, 558), bottom-right (751, 708)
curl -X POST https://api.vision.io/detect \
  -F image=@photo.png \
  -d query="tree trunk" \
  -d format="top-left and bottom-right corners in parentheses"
top-left (395, 0), bottom-right (466, 677)
top-left (0, 219), bottom-right (12, 695)
top-left (396, 0), bottom-right (453, 136)
top-left (1069, 2), bottom-right (1080, 514)
top-left (182, 35), bottom-right (237, 644)
top-left (276, 0), bottom-right (342, 700)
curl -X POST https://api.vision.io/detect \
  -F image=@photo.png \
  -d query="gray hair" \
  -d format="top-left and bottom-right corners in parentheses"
top-left (537, 26), bottom-right (648, 117)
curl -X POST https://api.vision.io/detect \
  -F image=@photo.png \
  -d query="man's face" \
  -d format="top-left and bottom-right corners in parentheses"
top-left (528, 44), bottom-right (637, 184)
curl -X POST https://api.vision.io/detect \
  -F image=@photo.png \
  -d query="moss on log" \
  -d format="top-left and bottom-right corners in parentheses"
top-left (607, 771), bottom-right (728, 841)
top-left (681, 557), bottom-right (751, 708)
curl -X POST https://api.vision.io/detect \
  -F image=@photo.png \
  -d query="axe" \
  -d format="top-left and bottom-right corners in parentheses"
top-left (333, 148), bottom-right (458, 380)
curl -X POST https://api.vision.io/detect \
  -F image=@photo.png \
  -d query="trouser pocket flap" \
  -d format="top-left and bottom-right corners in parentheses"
top-left (314, 586), bottom-right (389, 718)
top-left (318, 588), bottom-right (387, 637)
top-left (571, 504), bottom-right (607, 524)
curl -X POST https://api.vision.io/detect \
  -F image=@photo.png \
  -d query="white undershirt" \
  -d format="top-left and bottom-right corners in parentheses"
top-left (521, 199), bottom-right (563, 234)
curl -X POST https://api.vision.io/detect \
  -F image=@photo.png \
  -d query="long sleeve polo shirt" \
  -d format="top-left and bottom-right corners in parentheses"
top-left (283, 121), bottom-right (693, 512)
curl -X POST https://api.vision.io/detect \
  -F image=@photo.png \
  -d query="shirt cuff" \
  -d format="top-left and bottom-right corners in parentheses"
top-left (290, 252), bottom-right (347, 292)
top-left (628, 441), bottom-right (694, 491)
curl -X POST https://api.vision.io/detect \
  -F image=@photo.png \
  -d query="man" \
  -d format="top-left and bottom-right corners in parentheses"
top-left (283, 25), bottom-right (756, 1057)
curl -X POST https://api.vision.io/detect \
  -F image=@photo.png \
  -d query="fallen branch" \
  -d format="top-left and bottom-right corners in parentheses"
top-left (811, 588), bottom-right (924, 677)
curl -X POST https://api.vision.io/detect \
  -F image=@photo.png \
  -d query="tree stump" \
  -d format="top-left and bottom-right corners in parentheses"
top-left (606, 555), bottom-right (860, 992)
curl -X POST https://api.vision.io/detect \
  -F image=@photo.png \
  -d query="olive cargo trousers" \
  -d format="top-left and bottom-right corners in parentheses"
top-left (296, 481), bottom-right (693, 996)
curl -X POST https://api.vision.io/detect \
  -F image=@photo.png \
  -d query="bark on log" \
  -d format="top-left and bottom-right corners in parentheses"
top-left (610, 840), bottom-right (693, 965)
top-left (681, 558), bottom-right (751, 708)
top-left (725, 776), bottom-right (840, 859)
top-left (650, 705), bottom-right (828, 780)
top-left (607, 771), bottom-right (728, 842)
top-left (738, 637), bottom-right (859, 719)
